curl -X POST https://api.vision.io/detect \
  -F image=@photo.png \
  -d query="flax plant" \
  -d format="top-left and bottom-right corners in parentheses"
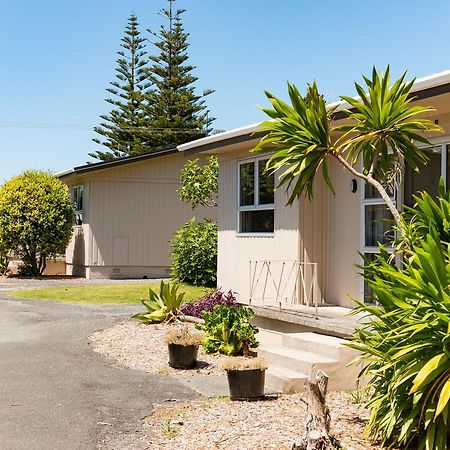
top-left (348, 183), bottom-right (450, 449)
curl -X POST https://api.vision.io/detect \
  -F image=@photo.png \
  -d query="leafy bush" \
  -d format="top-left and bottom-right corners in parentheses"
top-left (349, 184), bottom-right (450, 449)
top-left (177, 156), bottom-right (218, 208)
top-left (196, 305), bottom-right (258, 356)
top-left (180, 289), bottom-right (237, 317)
top-left (0, 170), bottom-right (73, 276)
top-left (132, 280), bottom-right (185, 324)
top-left (170, 219), bottom-right (217, 287)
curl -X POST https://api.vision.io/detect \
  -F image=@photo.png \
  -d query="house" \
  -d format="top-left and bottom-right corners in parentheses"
top-left (177, 70), bottom-right (450, 312)
top-left (59, 148), bottom-right (215, 279)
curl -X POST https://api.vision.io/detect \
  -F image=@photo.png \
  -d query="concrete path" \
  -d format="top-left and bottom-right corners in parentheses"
top-left (0, 280), bottom-right (199, 450)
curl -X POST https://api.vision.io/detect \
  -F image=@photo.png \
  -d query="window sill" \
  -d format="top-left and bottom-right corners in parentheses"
top-left (236, 232), bottom-right (274, 238)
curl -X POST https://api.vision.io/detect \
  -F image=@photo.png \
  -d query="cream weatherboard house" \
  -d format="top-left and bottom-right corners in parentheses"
top-left (59, 149), bottom-right (214, 279)
top-left (58, 71), bottom-right (450, 393)
top-left (178, 70), bottom-right (450, 312)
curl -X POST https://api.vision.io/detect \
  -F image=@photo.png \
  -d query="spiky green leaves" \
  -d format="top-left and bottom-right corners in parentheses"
top-left (348, 189), bottom-right (450, 449)
top-left (254, 67), bottom-right (442, 206)
top-left (254, 82), bottom-right (335, 204)
top-left (337, 66), bottom-right (442, 176)
top-left (132, 280), bottom-right (185, 324)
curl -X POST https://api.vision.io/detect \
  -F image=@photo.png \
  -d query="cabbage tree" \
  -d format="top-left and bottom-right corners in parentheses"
top-left (253, 67), bottom-right (442, 235)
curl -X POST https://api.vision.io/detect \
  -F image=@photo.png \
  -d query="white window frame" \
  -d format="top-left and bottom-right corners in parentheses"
top-left (360, 139), bottom-right (450, 302)
top-left (72, 184), bottom-right (84, 227)
top-left (360, 166), bottom-right (397, 304)
top-left (237, 156), bottom-right (275, 236)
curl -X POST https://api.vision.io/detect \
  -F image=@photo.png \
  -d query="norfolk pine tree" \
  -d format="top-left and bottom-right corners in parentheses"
top-left (144, 0), bottom-right (214, 151)
top-left (90, 14), bottom-right (150, 161)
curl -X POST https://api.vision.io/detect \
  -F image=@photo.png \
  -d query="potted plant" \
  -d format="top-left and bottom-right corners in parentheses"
top-left (221, 357), bottom-right (267, 401)
top-left (165, 325), bottom-right (204, 369)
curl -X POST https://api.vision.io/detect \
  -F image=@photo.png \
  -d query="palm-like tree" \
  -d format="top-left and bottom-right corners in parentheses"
top-left (253, 67), bottom-right (442, 234)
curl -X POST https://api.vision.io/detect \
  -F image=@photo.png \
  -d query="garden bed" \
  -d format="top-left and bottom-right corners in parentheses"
top-left (90, 320), bottom-right (225, 376)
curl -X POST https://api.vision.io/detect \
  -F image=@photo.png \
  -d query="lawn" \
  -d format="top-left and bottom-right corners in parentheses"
top-left (9, 282), bottom-right (210, 305)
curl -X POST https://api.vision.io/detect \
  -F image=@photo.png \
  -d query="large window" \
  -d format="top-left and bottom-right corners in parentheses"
top-left (238, 158), bottom-right (274, 234)
top-left (72, 185), bottom-right (83, 226)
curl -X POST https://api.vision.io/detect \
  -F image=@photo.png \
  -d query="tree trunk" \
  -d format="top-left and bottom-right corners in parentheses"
top-left (291, 371), bottom-right (340, 450)
top-left (38, 254), bottom-right (47, 276)
top-left (333, 153), bottom-right (403, 235)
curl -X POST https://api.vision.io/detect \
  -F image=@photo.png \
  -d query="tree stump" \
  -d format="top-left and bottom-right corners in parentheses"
top-left (291, 370), bottom-right (341, 450)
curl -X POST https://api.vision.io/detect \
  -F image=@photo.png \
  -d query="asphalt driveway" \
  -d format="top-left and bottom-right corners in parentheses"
top-left (0, 280), bottom-right (198, 449)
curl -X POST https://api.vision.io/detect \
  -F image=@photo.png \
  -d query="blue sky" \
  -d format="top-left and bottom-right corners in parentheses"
top-left (2, 0), bottom-right (450, 181)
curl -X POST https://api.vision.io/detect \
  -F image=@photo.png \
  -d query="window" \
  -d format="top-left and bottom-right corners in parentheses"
top-left (72, 185), bottom-right (83, 226)
top-left (238, 158), bottom-right (274, 234)
top-left (362, 176), bottom-right (395, 303)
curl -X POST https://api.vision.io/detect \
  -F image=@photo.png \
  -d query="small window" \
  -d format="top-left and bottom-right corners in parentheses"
top-left (238, 158), bottom-right (274, 234)
top-left (72, 185), bottom-right (83, 226)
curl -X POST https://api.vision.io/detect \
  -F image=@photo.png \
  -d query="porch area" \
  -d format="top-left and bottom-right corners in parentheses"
top-left (246, 259), bottom-right (365, 338)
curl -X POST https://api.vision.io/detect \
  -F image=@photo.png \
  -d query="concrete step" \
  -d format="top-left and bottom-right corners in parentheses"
top-left (282, 332), bottom-right (354, 360)
top-left (258, 329), bottom-right (283, 348)
top-left (258, 346), bottom-right (337, 375)
top-left (265, 365), bottom-right (308, 394)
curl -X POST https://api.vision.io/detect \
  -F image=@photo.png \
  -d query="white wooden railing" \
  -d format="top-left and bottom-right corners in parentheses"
top-left (249, 260), bottom-right (320, 318)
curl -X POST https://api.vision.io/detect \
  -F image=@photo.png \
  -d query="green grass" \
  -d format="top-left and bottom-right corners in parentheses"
top-left (9, 282), bottom-right (210, 305)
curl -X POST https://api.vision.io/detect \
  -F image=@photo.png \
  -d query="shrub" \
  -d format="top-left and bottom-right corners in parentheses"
top-left (196, 305), bottom-right (258, 356)
top-left (170, 219), bottom-right (217, 287)
top-left (0, 170), bottom-right (73, 276)
top-left (177, 156), bottom-right (218, 208)
top-left (180, 289), bottom-right (237, 317)
top-left (132, 280), bottom-right (185, 324)
top-left (349, 183), bottom-right (450, 449)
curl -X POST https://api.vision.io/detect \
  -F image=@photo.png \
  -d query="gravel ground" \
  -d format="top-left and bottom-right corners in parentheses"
top-left (90, 320), bottom-right (225, 376)
top-left (142, 393), bottom-right (378, 450)
top-left (91, 320), bottom-right (380, 449)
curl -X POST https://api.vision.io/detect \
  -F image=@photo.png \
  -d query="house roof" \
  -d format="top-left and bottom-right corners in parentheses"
top-left (177, 69), bottom-right (450, 155)
top-left (58, 147), bottom-right (178, 180)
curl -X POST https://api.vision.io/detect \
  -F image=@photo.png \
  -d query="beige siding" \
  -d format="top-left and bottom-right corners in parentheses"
top-left (298, 173), bottom-right (326, 303)
top-left (217, 147), bottom-right (360, 308)
top-left (217, 149), bottom-right (299, 304)
top-left (65, 153), bottom-right (215, 278)
top-left (322, 160), bottom-right (361, 307)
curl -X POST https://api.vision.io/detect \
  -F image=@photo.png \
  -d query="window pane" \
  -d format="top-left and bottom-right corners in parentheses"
top-left (72, 186), bottom-right (83, 226)
top-left (364, 205), bottom-right (394, 246)
top-left (240, 210), bottom-right (274, 233)
top-left (364, 181), bottom-right (394, 199)
top-left (239, 162), bottom-right (254, 206)
top-left (404, 148), bottom-right (441, 207)
top-left (258, 160), bottom-right (274, 205)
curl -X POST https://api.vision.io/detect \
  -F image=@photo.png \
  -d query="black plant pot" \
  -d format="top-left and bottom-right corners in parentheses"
top-left (226, 368), bottom-right (266, 401)
top-left (168, 343), bottom-right (198, 369)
